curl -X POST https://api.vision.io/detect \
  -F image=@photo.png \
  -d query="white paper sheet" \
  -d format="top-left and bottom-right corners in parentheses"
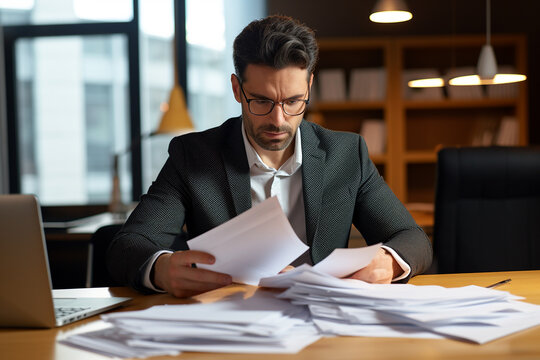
top-left (187, 196), bottom-right (309, 285)
top-left (313, 243), bottom-right (382, 277)
top-left (259, 243), bottom-right (382, 288)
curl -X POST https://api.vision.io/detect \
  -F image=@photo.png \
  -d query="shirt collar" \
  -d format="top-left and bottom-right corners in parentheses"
top-left (241, 118), bottom-right (303, 174)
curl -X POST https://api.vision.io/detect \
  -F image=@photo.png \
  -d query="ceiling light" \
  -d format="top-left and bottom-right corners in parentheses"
top-left (370, 0), bottom-right (412, 23)
top-left (408, 78), bottom-right (445, 88)
top-left (449, 0), bottom-right (526, 86)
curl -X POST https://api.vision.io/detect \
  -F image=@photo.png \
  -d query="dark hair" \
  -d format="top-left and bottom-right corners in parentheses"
top-left (233, 15), bottom-right (319, 81)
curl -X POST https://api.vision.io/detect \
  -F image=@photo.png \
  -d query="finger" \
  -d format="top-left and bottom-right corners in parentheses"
top-left (172, 250), bottom-right (216, 266)
top-left (168, 268), bottom-right (232, 298)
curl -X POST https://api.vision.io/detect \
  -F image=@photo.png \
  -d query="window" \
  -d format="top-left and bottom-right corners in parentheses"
top-left (2, 0), bottom-right (268, 209)
top-left (2, 0), bottom-right (178, 208)
top-left (0, 0), bottom-right (133, 25)
top-left (185, 0), bottom-right (266, 130)
top-left (13, 35), bottom-right (130, 205)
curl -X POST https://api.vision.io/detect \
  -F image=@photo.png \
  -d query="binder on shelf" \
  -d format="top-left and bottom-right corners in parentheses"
top-left (471, 118), bottom-right (499, 146)
top-left (318, 68), bottom-right (347, 102)
top-left (402, 68), bottom-right (444, 100)
top-left (445, 67), bottom-right (484, 100)
top-left (360, 119), bottom-right (386, 155)
top-left (349, 67), bottom-right (386, 101)
top-left (495, 116), bottom-right (519, 146)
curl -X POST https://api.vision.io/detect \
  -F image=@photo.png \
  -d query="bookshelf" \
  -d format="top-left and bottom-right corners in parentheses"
top-left (308, 34), bottom-right (528, 207)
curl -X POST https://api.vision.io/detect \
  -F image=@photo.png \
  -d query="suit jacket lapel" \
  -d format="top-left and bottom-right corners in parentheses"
top-left (300, 121), bottom-right (326, 248)
top-left (222, 117), bottom-right (252, 216)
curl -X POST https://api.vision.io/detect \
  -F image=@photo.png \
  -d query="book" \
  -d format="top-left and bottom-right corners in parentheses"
top-left (494, 116), bottom-right (519, 146)
top-left (360, 119), bottom-right (386, 155)
top-left (471, 118), bottom-right (499, 146)
top-left (349, 67), bottom-right (386, 101)
top-left (318, 68), bottom-right (347, 101)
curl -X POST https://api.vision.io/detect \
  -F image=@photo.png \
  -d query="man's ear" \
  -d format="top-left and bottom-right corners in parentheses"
top-left (231, 74), bottom-right (242, 103)
top-left (308, 73), bottom-right (314, 91)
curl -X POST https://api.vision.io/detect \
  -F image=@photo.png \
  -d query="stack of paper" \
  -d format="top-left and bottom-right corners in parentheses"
top-left (60, 290), bottom-right (322, 357)
top-left (60, 243), bottom-right (383, 357)
top-left (261, 267), bottom-right (540, 344)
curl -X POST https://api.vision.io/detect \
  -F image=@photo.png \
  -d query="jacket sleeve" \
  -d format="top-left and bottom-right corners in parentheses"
top-left (352, 136), bottom-right (433, 280)
top-left (106, 137), bottom-right (190, 292)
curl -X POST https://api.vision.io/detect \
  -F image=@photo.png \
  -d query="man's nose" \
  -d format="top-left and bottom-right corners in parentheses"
top-left (268, 102), bottom-right (287, 125)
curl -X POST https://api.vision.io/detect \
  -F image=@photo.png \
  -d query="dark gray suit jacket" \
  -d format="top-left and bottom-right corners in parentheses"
top-left (107, 117), bottom-right (432, 292)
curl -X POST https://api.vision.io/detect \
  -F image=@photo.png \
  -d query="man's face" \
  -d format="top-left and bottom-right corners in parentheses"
top-left (231, 64), bottom-right (312, 154)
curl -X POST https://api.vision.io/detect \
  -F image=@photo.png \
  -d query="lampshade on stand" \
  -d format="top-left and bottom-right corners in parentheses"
top-left (154, 84), bottom-right (193, 135)
top-left (369, 0), bottom-right (412, 23)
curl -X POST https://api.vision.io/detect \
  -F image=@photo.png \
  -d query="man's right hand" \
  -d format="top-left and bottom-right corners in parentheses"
top-left (153, 250), bottom-right (232, 298)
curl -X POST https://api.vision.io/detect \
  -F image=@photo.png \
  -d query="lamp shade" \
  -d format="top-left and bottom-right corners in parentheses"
top-left (477, 44), bottom-right (498, 79)
top-left (154, 84), bottom-right (193, 135)
top-left (370, 0), bottom-right (412, 23)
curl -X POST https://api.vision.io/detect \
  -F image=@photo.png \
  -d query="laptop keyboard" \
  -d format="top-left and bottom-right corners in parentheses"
top-left (55, 307), bottom-right (90, 318)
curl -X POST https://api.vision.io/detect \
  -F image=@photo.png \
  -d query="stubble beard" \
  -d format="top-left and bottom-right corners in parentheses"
top-left (244, 116), bottom-right (294, 151)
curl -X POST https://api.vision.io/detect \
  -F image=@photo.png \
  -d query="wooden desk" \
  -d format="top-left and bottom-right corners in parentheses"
top-left (2, 270), bottom-right (540, 360)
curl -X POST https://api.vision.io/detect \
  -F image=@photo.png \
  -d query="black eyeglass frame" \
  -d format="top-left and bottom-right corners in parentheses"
top-left (235, 74), bottom-right (310, 116)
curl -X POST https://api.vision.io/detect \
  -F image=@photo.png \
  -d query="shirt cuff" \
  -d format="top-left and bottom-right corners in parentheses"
top-left (142, 250), bottom-right (173, 292)
top-left (381, 245), bottom-right (411, 282)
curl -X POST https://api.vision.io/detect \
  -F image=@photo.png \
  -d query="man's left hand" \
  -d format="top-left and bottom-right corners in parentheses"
top-left (346, 248), bottom-right (403, 284)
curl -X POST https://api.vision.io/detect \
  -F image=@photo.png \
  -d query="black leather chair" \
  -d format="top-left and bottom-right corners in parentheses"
top-left (434, 146), bottom-right (540, 273)
top-left (89, 224), bottom-right (123, 287)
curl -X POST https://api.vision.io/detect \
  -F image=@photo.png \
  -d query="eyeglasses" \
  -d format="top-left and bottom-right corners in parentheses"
top-left (236, 76), bottom-right (310, 116)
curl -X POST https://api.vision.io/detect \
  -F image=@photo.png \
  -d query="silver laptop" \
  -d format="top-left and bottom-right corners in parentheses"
top-left (0, 194), bottom-right (131, 328)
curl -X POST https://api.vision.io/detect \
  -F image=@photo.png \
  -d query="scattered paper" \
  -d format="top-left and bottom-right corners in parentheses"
top-left (61, 268), bottom-right (540, 358)
top-left (270, 266), bottom-right (540, 344)
top-left (58, 197), bottom-right (540, 358)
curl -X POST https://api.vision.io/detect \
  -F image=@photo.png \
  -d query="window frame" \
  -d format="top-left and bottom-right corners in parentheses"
top-left (2, 0), bottom-right (187, 217)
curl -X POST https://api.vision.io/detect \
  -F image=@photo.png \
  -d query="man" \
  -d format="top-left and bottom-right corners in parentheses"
top-left (107, 15), bottom-right (432, 298)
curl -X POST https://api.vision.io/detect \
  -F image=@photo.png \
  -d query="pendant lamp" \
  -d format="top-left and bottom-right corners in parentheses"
top-left (449, 0), bottom-right (526, 86)
top-left (369, 0), bottom-right (412, 23)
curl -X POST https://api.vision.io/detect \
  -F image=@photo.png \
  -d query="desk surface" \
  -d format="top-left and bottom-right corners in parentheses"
top-left (2, 270), bottom-right (539, 360)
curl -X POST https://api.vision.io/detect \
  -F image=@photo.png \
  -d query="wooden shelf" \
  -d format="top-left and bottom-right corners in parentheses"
top-left (312, 34), bottom-right (528, 204)
top-left (404, 151), bottom-right (437, 163)
top-left (311, 101), bottom-right (385, 111)
top-left (404, 98), bottom-right (518, 109)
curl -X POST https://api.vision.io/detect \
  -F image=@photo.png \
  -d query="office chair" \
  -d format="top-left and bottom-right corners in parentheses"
top-left (434, 146), bottom-right (540, 273)
top-left (89, 224), bottom-right (123, 287)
